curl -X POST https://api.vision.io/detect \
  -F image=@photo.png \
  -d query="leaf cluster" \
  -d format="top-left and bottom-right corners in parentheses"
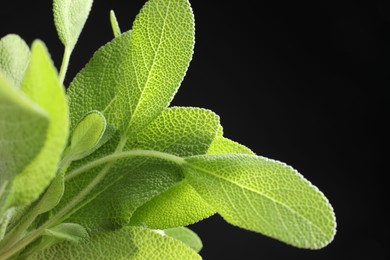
top-left (0, 0), bottom-right (336, 258)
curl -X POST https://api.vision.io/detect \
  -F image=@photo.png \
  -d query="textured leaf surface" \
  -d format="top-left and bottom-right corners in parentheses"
top-left (44, 223), bottom-right (89, 243)
top-left (128, 107), bottom-right (219, 157)
top-left (207, 136), bottom-right (254, 155)
top-left (66, 110), bottom-right (107, 161)
top-left (0, 34), bottom-right (30, 87)
top-left (53, 0), bottom-right (93, 49)
top-left (183, 154), bottom-right (336, 249)
top-left (6, 41), bottom-right (68, 207)
top-left (130, 180), bottom-right (214, 229)
top-left (128, 107), bottom-right (218, 228)
top-left (164, 227), bottom-right (203, 253)
top-left (67, 0), bottom-right (194, 136)
top-left (65, 158), bottom-right (183, 229)
top-left (28, 226), bottom-right (201, 259)
top-left (0, 74), bottom-right (48, 206)
top-left (62, 107), bottom-right (218, 229)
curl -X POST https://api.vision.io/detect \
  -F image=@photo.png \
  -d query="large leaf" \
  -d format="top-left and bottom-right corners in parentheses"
top-left (130, 130), bottom-right (254, 229)
top-left (53, 0), bottom-right (94, 50)
top-left (0, 34), bottom-right (30, 87)
top-left (183, 154), bottom-right (336, 249)
top-left (61, 108), bottom-right (218, 230)
top-left (28, 226), bottom-right (201, 259)
top-left (67, 0), bottom-right (195, 137)
top-left (0, 74), bottom-right (49, 209)
top-left (5, 41), bottom-right (69, 208)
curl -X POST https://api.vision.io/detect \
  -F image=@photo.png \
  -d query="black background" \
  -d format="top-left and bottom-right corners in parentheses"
top-left (1, 1), bottom-right (388, 259)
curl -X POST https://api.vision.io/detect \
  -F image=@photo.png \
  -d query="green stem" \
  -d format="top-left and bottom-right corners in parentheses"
top-left (65, 149), bottom-right (185, 181)
top-left (58, 46), bottom-right (72, 84)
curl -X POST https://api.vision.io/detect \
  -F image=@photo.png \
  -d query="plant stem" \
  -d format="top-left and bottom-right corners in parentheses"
top-left (65, 149), bottom-right (185, 181)
top-left (58, 46), bottom-right (72, 84)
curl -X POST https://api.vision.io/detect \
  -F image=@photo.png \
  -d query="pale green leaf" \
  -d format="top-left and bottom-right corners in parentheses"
top-left (183, 154), bottom-right (336, 249)
top-left (36, 172), bottom-right (65, 215)
top-left (5, 41), bottom-right (69, 208)
top-left (65, 110), bottom-right (108, 162)
top-left (67, 32), bottom-right (131, 130)
top-left (0, 74), bottom-right (49, 210)
top-left (28, 226), bottom-right (201, 259)
top-left (130, 180), bottom-right (215, 229)
top-left (164, 227), bottom-right (203, 253)
top-left (44, 223), bottom-right (89, 243)
top-left (0, 208), bottom-right (15, 240)
top-left (0, 34), bottom-right (30, 87)
top-left (53, 0), bottom-right (94, 50)
top-left (110, 10), bottom-right (121, 38)
top-left (67, 0), bottom-right (195, 136)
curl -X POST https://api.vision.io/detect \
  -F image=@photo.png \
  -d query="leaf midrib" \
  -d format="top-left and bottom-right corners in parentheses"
top-left (185, 161), bottom-right (328, 240)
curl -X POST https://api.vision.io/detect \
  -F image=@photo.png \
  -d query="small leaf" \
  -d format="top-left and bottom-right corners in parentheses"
top-left (66, 110), bottom-right (109, 162)
top-left (183, 154), bottom-right (336, 249)
top-left (110, 10), bottom-right (121, 38)
top-left (164, 227), bottom-right (203, 253)
top-left (53, 0), bottom-right (94, 50)
top-left (0, 208), bottom-right (15, 240)
top-left (27, 226), bottom-right (201, 259)
top-left (0, 34), bottom-right (31, 87)
top-left (44, 223), bottom-right (89, 243)
top-left (5, 41), bottom-right (69, 208)
top-left (36, 172), bottom-right (65, 215)
top-left (0, 74), bottom-right (49, 211)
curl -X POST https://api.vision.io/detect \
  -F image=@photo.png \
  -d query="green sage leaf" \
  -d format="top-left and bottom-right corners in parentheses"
top-left (65, 110), bottom-right (109, 162)
top-left (183, 154), bottom-right (336, 249)
top-left (164, 227), bottom-right (203, 253)
top-left (0, 74), bottom-right (49, 211)
top-left (5, 41), bottom-right (69, 208)
top-left (53, 0), bottom-right (94, 50)
top-left (44, 223), bottom-right (89, 243)
top-left (28, 226), bottom-right (201, 259)
top-left (67, 0), bottom-right (195, 137)
top-left (0, 34), bottom-right (31, 87)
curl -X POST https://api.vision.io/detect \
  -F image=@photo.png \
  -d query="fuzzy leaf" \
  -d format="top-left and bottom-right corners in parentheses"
top-left (0, 74), bottom-right (49, 209)
top-left (183, 154), bottom-right (336, 249)
top-left (66, 110), bottom-right (108, 161)
top-left (5, 41), bottom-right (68, 208)
top-left (28, 226), bottom-right (201, 259)
top-left (67, 0), bottom-right (195, 137)
top-left (36, 172), bottom-right (65, 215)
top-left (0, 34), bottom-right (30, 87)
top-left (164, 227), bottom-right (203, 253)
top-left (53, 0), bottom-right (94, 50)
top-left (44, 223), bottom-right (89, 243)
